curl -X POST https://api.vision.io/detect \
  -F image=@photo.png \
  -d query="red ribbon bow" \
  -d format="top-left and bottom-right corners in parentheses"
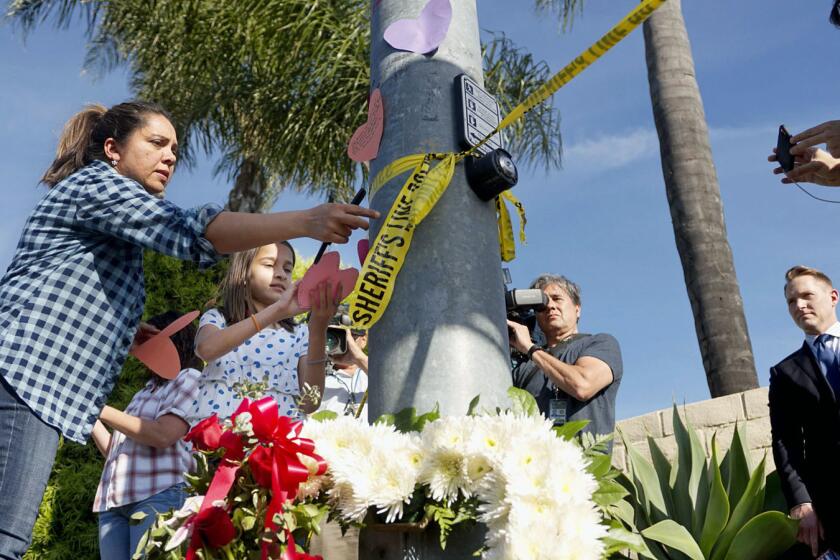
top-left (184, 397), bottom-right (326, 560)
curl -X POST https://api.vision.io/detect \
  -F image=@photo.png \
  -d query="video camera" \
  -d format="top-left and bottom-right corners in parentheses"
top-left (325, 310), bottom-right (352, 356)
top-left (503, 268), bottom-right (548, 333)
top-left (506, 288), bottom-right (548, 331)
top-left (503, 269), bottom-right (548, 368)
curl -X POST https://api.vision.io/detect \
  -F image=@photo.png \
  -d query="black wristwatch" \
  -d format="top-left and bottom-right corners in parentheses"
top-left (527, 344), bottom-right (543, 360)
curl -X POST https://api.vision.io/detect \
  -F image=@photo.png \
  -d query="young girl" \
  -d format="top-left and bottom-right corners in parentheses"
top-left (0, 100), bottom-right (376, 558)
top-left (91, 312), bottom-right (201, 560)
top-left (191, 241), bottom-right (340, 422)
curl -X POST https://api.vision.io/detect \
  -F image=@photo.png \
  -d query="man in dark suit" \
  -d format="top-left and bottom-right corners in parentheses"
top-left (771, 265), bottom-right (840, 557)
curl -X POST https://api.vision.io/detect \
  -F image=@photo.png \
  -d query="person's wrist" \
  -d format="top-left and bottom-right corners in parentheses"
top-left (527, 344), bottom-right (542, 360)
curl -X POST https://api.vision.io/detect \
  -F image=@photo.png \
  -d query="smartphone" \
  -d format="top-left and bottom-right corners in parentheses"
top-left (776, 125), bottom-right (795, 172)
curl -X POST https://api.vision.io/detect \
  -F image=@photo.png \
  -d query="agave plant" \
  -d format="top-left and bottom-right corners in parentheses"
top-left (615, 405), bottom-right (798, 560)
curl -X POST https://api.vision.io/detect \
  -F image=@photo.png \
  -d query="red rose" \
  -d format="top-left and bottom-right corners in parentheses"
top-left (219, 430), bottom-right (246, 463)
top-left (248, 445), bottom-right (274, 488)
top-left (185, 414), bottom-right (223, 451)
top-left (194, 506), bottom-right (236, 548)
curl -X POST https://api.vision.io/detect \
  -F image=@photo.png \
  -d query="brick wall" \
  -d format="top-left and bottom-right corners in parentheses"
top-left (612, 387), bottom-right (773, 472)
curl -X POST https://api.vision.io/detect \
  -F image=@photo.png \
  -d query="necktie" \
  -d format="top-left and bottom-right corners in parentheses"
top-left (813, 334), bottom-right (840, 396)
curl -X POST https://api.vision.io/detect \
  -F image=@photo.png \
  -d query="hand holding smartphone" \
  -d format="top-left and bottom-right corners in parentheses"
top-left (776, 125), bottom-right (796, 172)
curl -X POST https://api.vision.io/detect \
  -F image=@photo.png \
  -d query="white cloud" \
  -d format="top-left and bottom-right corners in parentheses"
top-left (562, 123), bottom-right (777, 174)
top-left (563, 128), bottom-right (659, 171)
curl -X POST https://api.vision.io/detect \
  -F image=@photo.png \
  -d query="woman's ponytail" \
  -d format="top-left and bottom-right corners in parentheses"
top-left (41, 104), bottom-right (107, 187)
top-left (40, 100), bottom-right (170, 187)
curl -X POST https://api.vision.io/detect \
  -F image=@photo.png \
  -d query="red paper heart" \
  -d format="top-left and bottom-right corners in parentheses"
top-left (297, 252), bottom-right (359, 310)
top-left (357, 239), bottom-right (370, 266)
top-left (347, 89), bottom-right (384, 163)
top-left (130, 310), bottom-right (199, 379)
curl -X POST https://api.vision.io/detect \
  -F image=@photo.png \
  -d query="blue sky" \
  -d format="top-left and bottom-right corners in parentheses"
top-left (1, 0), bottom-right (838, 420)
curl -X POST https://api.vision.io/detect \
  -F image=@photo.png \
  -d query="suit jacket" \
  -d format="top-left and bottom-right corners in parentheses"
top-left (770, 342), bottom-right (840, 543)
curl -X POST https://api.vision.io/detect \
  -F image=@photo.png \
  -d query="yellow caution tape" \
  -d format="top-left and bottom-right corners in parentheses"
top-left (497, 190), bottom-right (526, 262)
top-left (352, 0), bottom-right (668, 328)
top-left (349, 154), bottom-right (453, 328)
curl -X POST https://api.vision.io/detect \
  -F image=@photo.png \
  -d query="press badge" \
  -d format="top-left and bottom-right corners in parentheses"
top-left (549, 398), bottom-right (568, 425)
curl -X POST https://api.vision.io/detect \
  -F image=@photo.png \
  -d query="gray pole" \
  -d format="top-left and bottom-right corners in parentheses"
top-left (366, 1), bottom-right (511, 423)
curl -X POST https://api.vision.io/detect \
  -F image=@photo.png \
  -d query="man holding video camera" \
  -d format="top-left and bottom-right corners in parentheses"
top-left (320, 327), bottom-right (369, 421)
top-left (508, 274), bottom-right (622, 448)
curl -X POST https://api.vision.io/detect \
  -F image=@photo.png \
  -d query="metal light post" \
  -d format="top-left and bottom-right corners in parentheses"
top-left (366, 0), bottom-right (510, 424)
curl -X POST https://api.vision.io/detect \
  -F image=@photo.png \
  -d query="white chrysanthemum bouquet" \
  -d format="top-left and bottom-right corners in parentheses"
top-left (300, 388), bottom-right (632, 560)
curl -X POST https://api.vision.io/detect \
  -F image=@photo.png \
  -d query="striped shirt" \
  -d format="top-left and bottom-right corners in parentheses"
top-left (0, 160), bottom-right (221, 442)
top-left (93, 369), bottom-right (199, 511)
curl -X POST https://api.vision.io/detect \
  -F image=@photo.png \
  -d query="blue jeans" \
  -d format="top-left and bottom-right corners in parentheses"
top-left (98, 484), bottom-right (187, 560)
top-left (0, 375), bottom-right (60, 560)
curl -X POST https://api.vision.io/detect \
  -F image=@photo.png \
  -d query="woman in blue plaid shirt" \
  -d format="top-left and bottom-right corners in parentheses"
top-left (0, 100), bottom-right (378, 559)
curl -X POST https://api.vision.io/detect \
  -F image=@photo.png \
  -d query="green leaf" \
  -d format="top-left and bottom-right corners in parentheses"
top-left (308, 410), bottom-right (338, 422)
top-left (647, 436), bottom-right (677, 522)
top-left (687, 424), bottom-right (711, 541)
top-left (606, 498), bottom-right (637, 529)
top-left (603, 526), bottom-right (653, 557)
top-left (641, 520), bottom-right (705, 560)
top-left (241, 515), bottom-right (256, 531)
top-left (723, 422), bottom-right (751, 513)
top-left (466, 395), bottom-right (481, 416)
top-left (621, 431), bottom-right (668, 524)
top-left (700, 435), bottom-right (730, 557)
top-left (392, 407), bottom-right (420, 432)
top-left (710, 456), bottom-right (767, 560)
top-left (414, 404), bottom-right (441, 432)
top-left (723, 511), bottom-right (798, 560)
top-left (507, 386), bottom-right (539, 417)
top-left (593, 479), bottom-right (630, 508)
top-left (587, 453), bottom-right (612, 478)
top-left (671, 404), bottom-right (695, 531)
top-left (378, 404), bottom-right (441, 433)
top-left (552, 419), bottom-right (589, 440)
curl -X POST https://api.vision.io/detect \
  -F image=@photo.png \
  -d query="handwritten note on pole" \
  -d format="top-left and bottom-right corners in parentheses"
top-left (347, 88), bottom-right (384, 163)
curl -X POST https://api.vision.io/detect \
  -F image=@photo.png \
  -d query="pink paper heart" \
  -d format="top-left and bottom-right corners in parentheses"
top-left (297, 252), bottom-right (359, 310)
top-left (130, 310), bottom-right (199, 379)
top-left (347, 89), bottom-right (384, 163)
top-left (357, 239), bottom-right (370, 266)
top-left (383, 0), bottom-right (452, 55)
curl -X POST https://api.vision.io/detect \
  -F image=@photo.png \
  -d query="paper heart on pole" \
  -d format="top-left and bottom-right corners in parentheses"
top-left (297, 252), bottom-right (358, 310)
top-left (347, 88), bottom-right (384, 163)
top-left (383, 0), bottom-right (452, 55)
top-left (130, 310), bottom-right (199, 379)
top-left (357, 239), bottom-right (370, 266)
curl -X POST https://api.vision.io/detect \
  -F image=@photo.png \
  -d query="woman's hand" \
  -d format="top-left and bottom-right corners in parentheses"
top-left (303, 204), bottom-right (379, 244)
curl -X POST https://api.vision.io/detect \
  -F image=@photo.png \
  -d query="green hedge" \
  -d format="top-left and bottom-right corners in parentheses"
top-left (25, 252), bottom-right (227, 559)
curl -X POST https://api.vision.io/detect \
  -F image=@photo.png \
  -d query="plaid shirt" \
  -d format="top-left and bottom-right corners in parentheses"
top-left (93, 369), bottom-right (199, 511)
top-left (0, 160), bottom-right (221, 443)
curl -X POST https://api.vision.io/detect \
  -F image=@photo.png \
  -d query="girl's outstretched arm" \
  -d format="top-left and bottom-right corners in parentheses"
top-left (194, 284), bottom-right (301, 362)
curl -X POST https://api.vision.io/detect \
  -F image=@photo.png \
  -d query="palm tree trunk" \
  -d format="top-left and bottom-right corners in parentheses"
top-left (643, 0), bottom-right (758, 397)
top-left (226, 157), bottom-right (270, 212)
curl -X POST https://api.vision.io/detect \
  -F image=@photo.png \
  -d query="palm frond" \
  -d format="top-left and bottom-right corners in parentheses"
top-left (533, 0), bottom-right (584, 30)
